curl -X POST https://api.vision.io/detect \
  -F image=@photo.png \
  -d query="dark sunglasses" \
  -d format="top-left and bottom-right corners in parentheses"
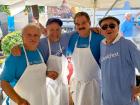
top-left (101, 23), bottom-right (116, 30)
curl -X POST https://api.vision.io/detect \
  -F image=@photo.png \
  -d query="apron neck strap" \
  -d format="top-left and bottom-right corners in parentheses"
top-left (23, 46), bottom-right (44, 66)
top-left (75, 31), bottom-right (92, 47)
top-left (37, 49), bottom-right (44, 63)
top-left (47, 38), bottom-right (62, 55)
top-left (47, 38), bottom-right (51, 55)
top-left (23, 46), bottom-right (30, 66)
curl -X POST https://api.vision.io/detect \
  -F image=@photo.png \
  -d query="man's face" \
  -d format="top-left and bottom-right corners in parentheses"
top-left (75, 16), bottom-right (91, 37)
top-left (100, 19), bottom-right (119, 40)
top-left (22, 27), bottom-right (41, 50)
top-left (46, 22), bottom-right (61, 42)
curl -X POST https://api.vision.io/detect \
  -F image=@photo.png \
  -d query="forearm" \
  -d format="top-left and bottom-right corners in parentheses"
top-left (132, 85), bottom-right (140, 101)
top-left (137, 86), bottom-right (140, 93)
top-left (1, 80), bottom-right (22, 103)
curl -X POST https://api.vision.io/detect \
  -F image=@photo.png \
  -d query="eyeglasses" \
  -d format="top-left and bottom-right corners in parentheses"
top-left (101, 23), bottom-right (116, 30)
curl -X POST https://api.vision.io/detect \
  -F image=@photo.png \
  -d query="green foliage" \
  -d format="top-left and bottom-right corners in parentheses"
top-left (1, 31), bottom-right (23, 56)
top-left (0, 5), bottom-right (45, 16)
top-left (38, 6), bottom-right (45, 13)
top-left (24, 6), bottom-right (45, 13)
top-left (0, 5), bottom-right (10, 15)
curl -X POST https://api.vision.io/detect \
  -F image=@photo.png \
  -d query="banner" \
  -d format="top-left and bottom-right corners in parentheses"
top-left (7, 16), bottom-right (15, 32)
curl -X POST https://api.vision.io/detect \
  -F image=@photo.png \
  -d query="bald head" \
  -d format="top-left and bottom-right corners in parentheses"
top-left (124, 13), bottom-right (132, 21)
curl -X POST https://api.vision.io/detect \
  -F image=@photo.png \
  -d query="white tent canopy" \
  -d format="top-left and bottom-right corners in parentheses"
top-left (0, 0), bottom-right (23, 5)
top-left (25, 0), bottom-right (62, 7)
top-left (0, 0), bottom-right (140, 9)
top-left (66, 0), bottom-right (140, 9)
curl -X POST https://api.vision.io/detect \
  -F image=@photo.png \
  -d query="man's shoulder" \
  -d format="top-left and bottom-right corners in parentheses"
top-left (40, 37), bottom-right (47, 42)
top-left (91, 32), bottom-right (104, 40)
top-left (5, 53), bottom-right (22, 64)
top-left (39, 37), bottom-right (48, 48)
top-left (69, 32), bottom-right (79, 41)
top-left (121, 37), bottom-right (136, 46)
top-left (121, 20), bottom-right (128, 25)
top-left (116, 37), bottom-right (135, 51)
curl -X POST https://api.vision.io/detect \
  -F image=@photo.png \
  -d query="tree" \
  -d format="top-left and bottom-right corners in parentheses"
top-left (0, 5), bottom-right (10, 15)
top-left (24, 6), bottom-right (45, 13)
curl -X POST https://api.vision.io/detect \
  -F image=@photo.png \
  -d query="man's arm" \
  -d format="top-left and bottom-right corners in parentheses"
top-left (1, 80), bottom-right (30, 105)
top-left (128, 40), bottom-right (140, 70)
top-left (132, 86), bottom-right (140, 101)
top-left (127, 40), bottom-right (140, 100)
top-left (90, 27), bottom-right (101, 34)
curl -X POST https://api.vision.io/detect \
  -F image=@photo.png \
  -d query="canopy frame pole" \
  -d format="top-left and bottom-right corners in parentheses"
top-left (104, 0), bottom-right (119, 17)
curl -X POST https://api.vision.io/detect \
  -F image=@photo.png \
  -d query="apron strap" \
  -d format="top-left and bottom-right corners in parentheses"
top-left (89, 31), bottom-right (92, 45)
top-left (23, 46), bottom-right (44, 65)
top-left (23, 46), bottom-right (30, 66)
top-left (47, 38), bottom-right (63, 56)
top-left (47, 38), bottom-right (52, 55)
top-left (75, 31), bottom-right (92, 48)
top-left (37, 49), bottom-right (45, 63)
top-left (59, 43), bottom-right (63, 54)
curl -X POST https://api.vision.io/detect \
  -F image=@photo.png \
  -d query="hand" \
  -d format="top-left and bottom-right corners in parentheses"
top-left (11, 45), bottom-right (21, 56)
top-left (47, 71), bottom-right (59, 80)
top-left (17, 98), bottom-right (30, 105)
top-left (90, 27), bottom-right (101, 34)
top-left (131, 86), bottom-right (140, 101)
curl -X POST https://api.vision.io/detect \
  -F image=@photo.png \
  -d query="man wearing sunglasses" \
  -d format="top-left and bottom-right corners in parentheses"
top-left (99, 16), bottom-right (140, 105)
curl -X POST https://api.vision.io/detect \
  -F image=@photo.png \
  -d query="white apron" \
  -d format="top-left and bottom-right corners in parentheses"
top-left (10, 47), bottom-right (47, 105)
top-left (46, 40), bottom-right (69, 105)
top-left (70, 32), bottom-right (101, 105)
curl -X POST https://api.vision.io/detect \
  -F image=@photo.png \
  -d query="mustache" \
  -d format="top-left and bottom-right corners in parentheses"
top-left (79, 27), bottom-right (86, 30)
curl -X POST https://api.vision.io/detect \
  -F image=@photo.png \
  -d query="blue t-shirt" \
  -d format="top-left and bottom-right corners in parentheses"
top-left (38, 32), bottom-right (72, 63)
top-left (67, 31), bottom-right (104, 66)
top-left (100, 37), bottom-right (140, 105)
top-left (0, 47), bottom-right (42, 86)
top-left (120, 17), bottom-right (135, 37)
top-left (138, 21), bottom-right (140, 26)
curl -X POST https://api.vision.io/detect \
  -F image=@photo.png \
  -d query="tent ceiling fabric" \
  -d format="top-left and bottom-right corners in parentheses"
top-left (100, 0), bottom-right (140, 8)
top-left (66, 0), bottom-right (140, 9)
top-left (129, 0), bottom-right (140, 8)
top-left (66, 0), bottom-right (95, 8)
top-left (0, 0), bottom-right (63, 6)
top-left (0, 0), bottom-right (23, 5)
top-left (25, 0), bottom-right (62, 6)
top-left (0, 0), bottom-right (140, 9)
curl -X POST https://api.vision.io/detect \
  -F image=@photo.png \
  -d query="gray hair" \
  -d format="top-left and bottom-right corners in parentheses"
top-left (22, 23), bottom-right (41, 36)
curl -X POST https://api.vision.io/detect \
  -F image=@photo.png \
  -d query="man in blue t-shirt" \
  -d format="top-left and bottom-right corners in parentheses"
top-left (99, 16), bottom-right (140, 105)
top-left (0, 24), bottom-right (47, 105)
top-left (121, 12), bottom-right (140, 37)
top-left (67, 11), bottom-right (104, 105)
top-left (9, 18), bottom-right (71, 105)
top-left (120, 13), bottom-right (135, 37)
